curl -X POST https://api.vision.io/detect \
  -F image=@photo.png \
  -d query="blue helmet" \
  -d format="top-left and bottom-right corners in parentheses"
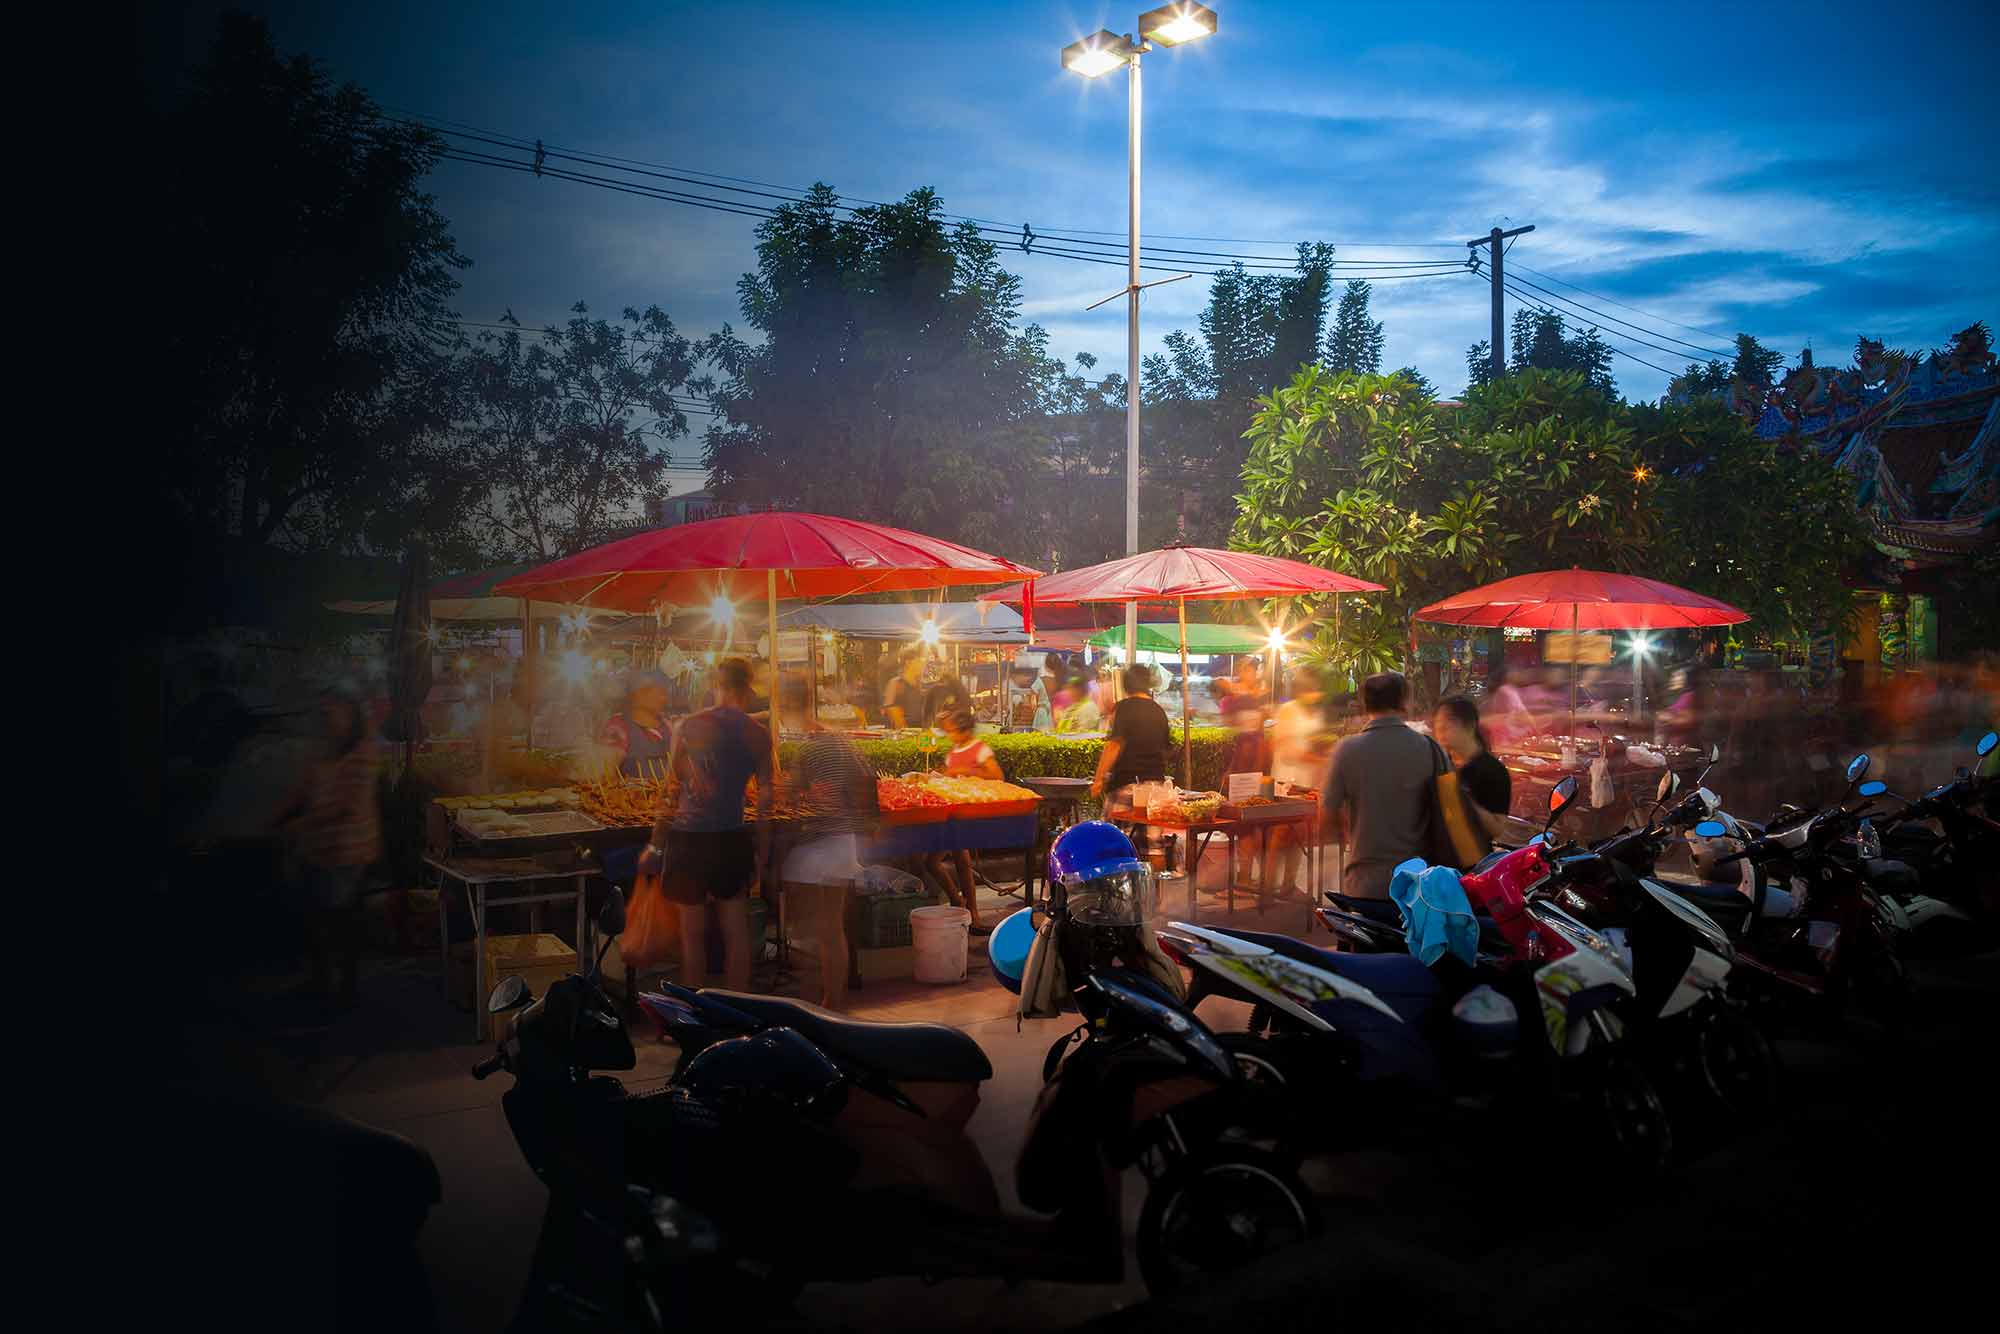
top-left (1048, 820), bottom-right (1156, 927)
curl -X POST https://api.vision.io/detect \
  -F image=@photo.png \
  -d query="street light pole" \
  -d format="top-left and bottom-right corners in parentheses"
top-left (1124, 49), bottom-right (1142, 669)
top-left (1063, 5), bottom-right (1218, 687)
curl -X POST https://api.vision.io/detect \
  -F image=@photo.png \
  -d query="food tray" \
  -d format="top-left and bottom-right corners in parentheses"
top-left (950, 798), bottom-right (1039, 820)
top-left (1220, 799), bottom-right (1315, 823)
top-left (880, 806), bottom-right (953, 826)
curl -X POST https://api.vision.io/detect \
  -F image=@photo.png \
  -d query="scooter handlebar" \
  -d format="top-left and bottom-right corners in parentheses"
top-left (472, 1052), bottom-right (506, 1080)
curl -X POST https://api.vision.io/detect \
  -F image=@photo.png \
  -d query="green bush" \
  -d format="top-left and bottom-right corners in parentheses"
top-left (780, 727), bottom-right (1235, 791)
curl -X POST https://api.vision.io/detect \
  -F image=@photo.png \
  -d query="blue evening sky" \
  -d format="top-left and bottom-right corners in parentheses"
top-left (153, 1), bottom-right (2000, 486)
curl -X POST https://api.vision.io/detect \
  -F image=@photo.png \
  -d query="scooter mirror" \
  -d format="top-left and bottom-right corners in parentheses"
top-left (488, 975), bottom-right (532, 1013)
top-left (1693, 820), bottom-right (1727, 839)
top-left (1846, 753), bottom-right (1870, 783)
top-left (1657, 770), bottom-right (1680, 801)
top-left (599, 885), bottom-right (628, 939)
top-left (1978, 731), bottom-right (1997, 758)
top-left (1857, 780), bottom-right (1887, 798)
top-left (1710, 742), bottom-right (1722, 764)
top-left (1545, 776), bottom-right (1581, 833)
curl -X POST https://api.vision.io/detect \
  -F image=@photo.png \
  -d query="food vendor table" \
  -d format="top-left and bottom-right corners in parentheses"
top-left (423, 852), bottom-right (590, 1042)
top-left (1112, 810), bottom-right (1237, 923)
top-left (1219, 797), bottom-right (1321, 921)
top-left (863, 810), bottom-right (1044, 895)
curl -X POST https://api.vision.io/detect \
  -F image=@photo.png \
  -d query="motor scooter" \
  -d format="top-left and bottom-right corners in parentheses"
top-left (480, 833), bottom-right (1319, 1311)
top-left (1158, 778), bottom-right (1677, 1175)
top-left (1843, 730), bottom-right (1999, 955)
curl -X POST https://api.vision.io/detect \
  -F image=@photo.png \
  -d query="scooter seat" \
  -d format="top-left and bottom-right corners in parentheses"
top-left (1863, 859), bottom-right (1920, 892)
top-left (1327, 892), bottom-right (1402, 926)
top-left (701, 990), bottom-right (994, 1083)
top-left (1212, 929), bottom-right (1442, 1024)
top-left (1663, 879), bottom-right (1748, 908)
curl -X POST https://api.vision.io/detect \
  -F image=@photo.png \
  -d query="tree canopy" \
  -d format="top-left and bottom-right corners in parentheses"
top-left (1467, 309), bottom-right (1616, 397)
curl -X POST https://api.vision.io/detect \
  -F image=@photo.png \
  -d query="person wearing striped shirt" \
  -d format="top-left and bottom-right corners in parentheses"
top-left (778, 676), bottom-right (879, 1008)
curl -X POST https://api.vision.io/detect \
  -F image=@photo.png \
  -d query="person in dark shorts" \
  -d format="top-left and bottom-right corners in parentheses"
top-left (882, 650), bottom-right (924, 729)
top-left (1433, 694), bottom-right (1513, 845)
top-left (639, 657), bottom-right (772, 990)
top-left (1092, 665), bottom-right (1173, 799)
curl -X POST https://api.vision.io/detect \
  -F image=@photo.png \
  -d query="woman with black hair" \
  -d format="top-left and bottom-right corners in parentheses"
top-left (1432, 694), bottom-right (1512, 847)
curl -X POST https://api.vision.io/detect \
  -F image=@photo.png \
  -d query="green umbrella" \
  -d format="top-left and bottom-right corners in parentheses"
top-left (1087, 622), bottom-right (1265, 654)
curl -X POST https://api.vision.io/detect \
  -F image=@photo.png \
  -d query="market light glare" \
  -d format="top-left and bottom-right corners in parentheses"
top-left (557, 649), bottom-right (588, 685)
top-left (1062, 29), bottom-right (1131, 77)
top-left (1630, 633), bottom-right (1655, 660)
top-left (919, 617), bottom-right (942, 648)
top-left (708, 593), bottom-right (736, 627)
top-left (1140, 3), bottom-right (1217, 46)
top-left (1266, 626), bottom-right (1287, 654)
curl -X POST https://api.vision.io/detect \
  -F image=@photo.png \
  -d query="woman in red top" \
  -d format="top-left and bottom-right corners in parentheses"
top-left (927, 707), bottom-right (1000, 934)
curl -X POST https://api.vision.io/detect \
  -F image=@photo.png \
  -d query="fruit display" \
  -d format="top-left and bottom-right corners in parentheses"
top-left (907, 773), bottom-right (1040, 806)
top-left (877, 776), bottom-right (950, 812)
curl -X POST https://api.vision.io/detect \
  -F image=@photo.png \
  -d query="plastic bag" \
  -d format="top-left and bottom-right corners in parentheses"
top-left (1589, 755), bottom-right (1615, 809)
top-left (619, 870), bottom-right (679, 972)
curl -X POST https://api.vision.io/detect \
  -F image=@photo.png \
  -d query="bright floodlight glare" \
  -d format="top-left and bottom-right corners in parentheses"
top-left (1630, 633), bottom-right (1654, 659)
top-left (1140, 2), bottom-right (1217, 46)
top-left (920, 618), bottom-right (943, 647)
top-left (1267, 626), bottom-right (1287, 653)
top-left (1062, 29), bottom-right (1130, 77)
top-left (708, 593), bottom-right (735, 627)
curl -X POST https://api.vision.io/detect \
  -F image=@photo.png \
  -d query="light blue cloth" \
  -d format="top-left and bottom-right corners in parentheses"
top-left (1390, 862), bottom-right (1480, 968)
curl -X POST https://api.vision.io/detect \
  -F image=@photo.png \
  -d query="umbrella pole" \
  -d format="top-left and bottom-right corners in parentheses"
top-left (1569, 601), bottom-right (1579, 739)
top-left (521, 598), bottom-right (534, 749)
top-left (767, 570), bottom-right (781, 773)
top-left (1178, 597), bottom-right (1192, 787)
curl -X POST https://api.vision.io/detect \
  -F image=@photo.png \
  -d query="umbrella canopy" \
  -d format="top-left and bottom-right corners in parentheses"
top-left (1414, 568), bottom-right (1748, 630)
top-left (1086, 622), bottom-right (1267, 654)
top-left (978, 544), bottom-right (1382, 606)
top-left (493, 512), bottom-right (1041, 611)
top-left (327, 561), bottom-right (596, 622)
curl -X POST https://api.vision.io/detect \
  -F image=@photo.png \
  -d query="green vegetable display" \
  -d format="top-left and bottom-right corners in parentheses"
top-left (780, 728), bottom-right (1237, 793)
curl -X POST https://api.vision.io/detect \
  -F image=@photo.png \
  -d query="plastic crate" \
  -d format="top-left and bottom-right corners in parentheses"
top-left (853, 886), bottom-right (939, 950)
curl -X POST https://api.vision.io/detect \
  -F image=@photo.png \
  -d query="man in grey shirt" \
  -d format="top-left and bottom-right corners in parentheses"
top-left (1320, 672), bottom-right (1443, 898)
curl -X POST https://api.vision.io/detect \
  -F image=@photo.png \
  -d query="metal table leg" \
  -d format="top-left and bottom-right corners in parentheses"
top-left (576, 872), bottom-right (588, 971)
top-left (470, 882), bottom-right (486, 1044)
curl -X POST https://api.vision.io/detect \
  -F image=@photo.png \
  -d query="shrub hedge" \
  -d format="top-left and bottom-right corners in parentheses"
top-left (779, 727), bottom-right (1236, 792)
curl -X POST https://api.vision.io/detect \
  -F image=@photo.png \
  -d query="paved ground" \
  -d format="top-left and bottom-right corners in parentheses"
top-left (157, 841), bottom-right (1999, 1332)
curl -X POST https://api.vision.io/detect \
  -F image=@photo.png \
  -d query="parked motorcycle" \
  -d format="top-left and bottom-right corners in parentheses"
top-left (487, 823), bottom-right (1317, 1313)
top-left (1160, 778), bottom-right (1678, 1175)
top-left (1846, 730), bottom-right (1999, 956)
top-left (1686, 753), bottom-right (1917, 1028)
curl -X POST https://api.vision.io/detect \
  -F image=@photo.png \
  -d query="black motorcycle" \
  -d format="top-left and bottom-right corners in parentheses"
top-left (479, 889), bottom-right (1317, 1318)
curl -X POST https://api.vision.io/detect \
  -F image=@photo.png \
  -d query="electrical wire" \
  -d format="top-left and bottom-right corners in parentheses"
top-left (389, 110), bottom-right (1468, 258)
top-left (1486, 275), bottom-right (1680, 377)
top-left (1502, 274), bottom-right (1733, 360)
top-left (1509, 262), bottom-right (1740, 344)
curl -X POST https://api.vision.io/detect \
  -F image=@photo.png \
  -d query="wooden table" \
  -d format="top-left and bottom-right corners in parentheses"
top-left (424, 852), bottom-right (591, 1042)
top-left (1218, 798), bottom-right (1322, 923)
top-left (1118, 812), bottom-right (1237, 923)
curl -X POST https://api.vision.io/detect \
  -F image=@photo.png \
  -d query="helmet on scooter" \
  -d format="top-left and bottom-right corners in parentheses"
top-left (987, 906), bottom-right (1036, 995)
top-left (677, 1027), bottom-right (848, 1120)
top-left (1047, 820), bottom-right (1157, 927)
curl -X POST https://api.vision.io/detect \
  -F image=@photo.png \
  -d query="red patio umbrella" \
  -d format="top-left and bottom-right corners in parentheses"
top-left (494, 513), bottom-right (1041, 770)
top-left (981, 544), bottom-right (1384, 783)
top-left (1415, 567), bottom-right (1748, 735)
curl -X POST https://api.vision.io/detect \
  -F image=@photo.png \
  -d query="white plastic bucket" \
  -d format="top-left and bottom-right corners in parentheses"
top-left (910, 905), bottom-right (973, 984)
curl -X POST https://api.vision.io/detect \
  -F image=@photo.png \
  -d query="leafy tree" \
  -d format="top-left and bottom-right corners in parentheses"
top-left (1467, 309), bottom-right (1615, 397)
top-left (1325, 280), bottom-right (1386, 374)
top-left (1670, 333), bottom-right (1787, 401)
top-left (1394, 366), bottom-right (1438, 399)
top-left (1629, 398), bottom-right (1871, 642)
top-left (1234, 367), bottom-right (1651, 689)
top-left (143, 14), bottom-right (473, 589)
top-left (461, 305), bottom-right (700, 559)
top-left (702, 186), bottom-right (1054, 552)
top-left (1140, 245), bottom-right (1339, 545)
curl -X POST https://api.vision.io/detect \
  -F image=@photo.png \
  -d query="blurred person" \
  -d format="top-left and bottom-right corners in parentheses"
top-left (1057, 673), bottom-right (1102, 733)
top-left (1433, 695), bottom-right (1513, 850)
top-left (881, 649), bottom-right (924, 729)
top-left (1321, 672), bottom-right (1435, 900)
top-left (1013, 662), bottom-right (1053, 730)
top-left (779, 675), bottom-right (877, 1009)
top-left (1092, 665), bottom-right (1172, 801)
top-left (639, 657), bottom-right (772, 992)
top-left (599, 670), bottom-right (674, 779)
top-left (1271, 666), bottom-right (1332, 892)
top-left (1051, 670), bottom-right (1078, 714)
top-left (277, 685), bottom-right (382, 1011)
top-left (926, 706), bottom-right (1001, 934)
top-left (1221, 657), bottom-right (1271, 780)
top-left (922, 664), bottom-right (972, 729)
top-left (1479, 658), bottom-right (1533, 750)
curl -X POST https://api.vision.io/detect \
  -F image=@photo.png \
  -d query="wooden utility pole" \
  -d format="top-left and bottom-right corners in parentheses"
top-left (1468, 224), bottom-right (1535, 379)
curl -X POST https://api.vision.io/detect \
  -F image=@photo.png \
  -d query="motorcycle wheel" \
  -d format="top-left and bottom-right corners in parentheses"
top-left (1135, 1147), bottom-right (1318, 1297)
top-left (1694, 1007), bottom-right (1781, 1120)
top-left (1584, 1051), bottom-right (1675, 1179)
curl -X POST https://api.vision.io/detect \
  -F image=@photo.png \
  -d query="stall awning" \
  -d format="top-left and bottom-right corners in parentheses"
top-left (775, 603), bottom-right (1031, 644)
top-left (1086, 623), bottom-right (1266, 654)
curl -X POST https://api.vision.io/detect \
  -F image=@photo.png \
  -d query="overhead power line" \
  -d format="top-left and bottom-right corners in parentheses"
top-left (1501, 274), bottom-right (1733, 361)
top-left (1485, 275), bottom-right (1680, 377)
top-left (1509, 262), bottom-right (1740, 345)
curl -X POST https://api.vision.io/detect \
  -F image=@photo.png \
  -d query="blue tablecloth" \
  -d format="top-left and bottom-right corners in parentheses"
top-left (865, 813), bottom-right (1038, 859)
